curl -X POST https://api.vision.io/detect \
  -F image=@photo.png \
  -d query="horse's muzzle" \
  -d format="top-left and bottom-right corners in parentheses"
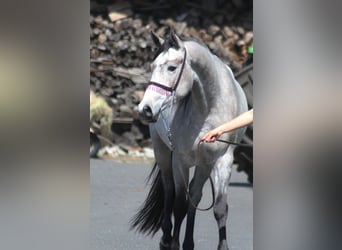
top-left (139, 105), bottom-right (157, 123)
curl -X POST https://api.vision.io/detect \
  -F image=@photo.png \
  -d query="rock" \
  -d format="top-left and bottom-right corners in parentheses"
top-left (223, 37), bottom-right (236, 47)
top-left (119, 105), bottom-right (133, 117)
top-left (208, 25), bottom-right (220, 36)
top-left (132, 19), bottom-right (142, 29)
top-left (94, 16), bottom-right (103, 24)
top-left (108, 12), bottom-right (127, 22)
top-left (96, 45), bottom-right (107, 51)
top-left (105, 29), bottom-right (112, 38)
top-left (214, 35), bottom-right (223, 44)
top-left (93, 28), bottom-right (101, 36)
top-left (98, 33), bottom-right (107, 43)
top-left (133, 90), bottom-right (144, 103)
top-left (244, 31), bottom-right (253, 44)
top-left (91, 48), bottom-right (100, 58)
top-left (139, 41), bottom-right (147, 48)
top-left (143, 148), bottom-right (154, 159)
top-left (237, 40), bottom-right (245, 47)
top-left (236, 27), bottom-right (245, 36)
top-left (187, 27), bottom-right (199, 37)
top-left (222, 26), bottom-right (234, 38)
top-left (199, 30), bottom-right (213, 43)
top-left (108, 1), bottom-right (132, 22)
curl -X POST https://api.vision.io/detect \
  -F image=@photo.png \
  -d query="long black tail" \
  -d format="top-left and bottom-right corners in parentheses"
top-left (130, 163), bottom-right (164, 236)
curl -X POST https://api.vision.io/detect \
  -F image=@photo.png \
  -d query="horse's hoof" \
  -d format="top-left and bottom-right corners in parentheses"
top-left (160, 238), bottom-right (171, 250)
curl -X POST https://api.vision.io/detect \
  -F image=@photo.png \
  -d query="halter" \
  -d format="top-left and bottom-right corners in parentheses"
top-left (147, 48), bottom-right (187, 95)
top-left (147, 49), bottom-right (187, 150)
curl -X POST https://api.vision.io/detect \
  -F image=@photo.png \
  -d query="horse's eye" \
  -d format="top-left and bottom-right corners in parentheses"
top-left (167, 66), bottom-right (177, 72)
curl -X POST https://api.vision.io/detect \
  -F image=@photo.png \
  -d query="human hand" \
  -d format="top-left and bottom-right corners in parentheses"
top-left (199, 129), bottom-right (222, 144)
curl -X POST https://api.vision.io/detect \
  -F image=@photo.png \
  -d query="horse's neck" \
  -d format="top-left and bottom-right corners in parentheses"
top-left (185, 41), bottom-right (229, 114)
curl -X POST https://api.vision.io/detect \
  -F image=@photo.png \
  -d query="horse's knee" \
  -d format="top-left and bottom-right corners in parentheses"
top-left (174, 186), bottom-right (187, 206)
top-left (173, 193), bottom-right (187, 222)
top-left (161, 217), bottom-right (173, 238)
top-left (214, 202), bottom-right (228, 222)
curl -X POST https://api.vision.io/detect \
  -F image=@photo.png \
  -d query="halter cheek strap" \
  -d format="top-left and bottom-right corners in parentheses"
top-left (147, 49), bottom-right (187, 94)
top-left (146, 48), bottom-right (187, 151)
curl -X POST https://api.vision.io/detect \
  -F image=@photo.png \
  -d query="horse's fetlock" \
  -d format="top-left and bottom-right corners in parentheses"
top-left (170, 240), bottom-right (180, 250)
top-left (160, 237), bottom-right (171, 250)
top-left (217, 239), bottom-right (228, 250)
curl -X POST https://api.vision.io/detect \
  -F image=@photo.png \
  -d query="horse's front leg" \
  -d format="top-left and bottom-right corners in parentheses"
top-left (183, 165), bottom-right (212, 250)
top-left (150, 127), bottom-right (175, 250)
top-left (212, 149), bottom-right (234, 250)
top-left (159, 167), bottom-right (175, 250)
top-left (170, 156), bottom-right (189, 250)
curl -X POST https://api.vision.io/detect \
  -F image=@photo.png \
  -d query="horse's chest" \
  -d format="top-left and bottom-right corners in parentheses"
top-left (172, 128), bottom-right (199, 165)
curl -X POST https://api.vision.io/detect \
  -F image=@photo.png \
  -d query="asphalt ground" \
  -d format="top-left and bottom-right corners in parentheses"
top-left (90, 159), bottom-right (253, 250)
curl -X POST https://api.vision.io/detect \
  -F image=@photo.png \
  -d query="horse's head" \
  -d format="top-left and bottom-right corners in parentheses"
top-left (138, 31), bottom-right (193, 123)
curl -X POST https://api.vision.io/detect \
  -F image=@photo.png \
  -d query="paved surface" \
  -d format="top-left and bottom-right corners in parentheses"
top-left (90, 159), bottom-right (253, 250)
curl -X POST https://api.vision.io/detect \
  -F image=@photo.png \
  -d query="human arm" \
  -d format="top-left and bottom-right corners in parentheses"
top-left (200, 109), bottom-right (253, 143)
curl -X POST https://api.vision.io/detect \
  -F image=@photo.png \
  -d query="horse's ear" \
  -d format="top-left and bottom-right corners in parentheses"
top-left (151, 31), bottom-right (164, 47)
top-left (169, 30), bottom-right (182, 49)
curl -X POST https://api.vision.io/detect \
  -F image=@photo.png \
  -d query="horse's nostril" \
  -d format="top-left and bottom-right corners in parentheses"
top-left (143, 105), bottom-right (153, 118)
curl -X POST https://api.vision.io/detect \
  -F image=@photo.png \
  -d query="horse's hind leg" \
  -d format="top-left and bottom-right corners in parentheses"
top-left (183, 165), bottom-right (212, 250)
top-left (212, 149), bottom-right (234, 250)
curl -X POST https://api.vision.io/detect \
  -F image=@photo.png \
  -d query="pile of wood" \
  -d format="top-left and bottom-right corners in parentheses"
top-left (90, 0), bottom-right (253, 148)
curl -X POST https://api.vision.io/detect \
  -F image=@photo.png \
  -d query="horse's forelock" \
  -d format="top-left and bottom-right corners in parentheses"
top-left (152, 35), bottom-right (210, 61)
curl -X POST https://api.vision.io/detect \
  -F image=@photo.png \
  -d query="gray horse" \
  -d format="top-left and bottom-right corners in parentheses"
top-left (131, 31), bottom-right (248, 250)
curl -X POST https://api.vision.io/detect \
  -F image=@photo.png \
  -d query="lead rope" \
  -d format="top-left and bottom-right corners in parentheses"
top-left (187, 136), bottom-right (253, 210)
top-left (216, 139), bottom-right (253, 147)
top-left (167, 91), bottom-right (176, 150)
top-left (185, 136), bottom-right (252, 211)
top-left (160, 91), bottom-right (176, 150)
